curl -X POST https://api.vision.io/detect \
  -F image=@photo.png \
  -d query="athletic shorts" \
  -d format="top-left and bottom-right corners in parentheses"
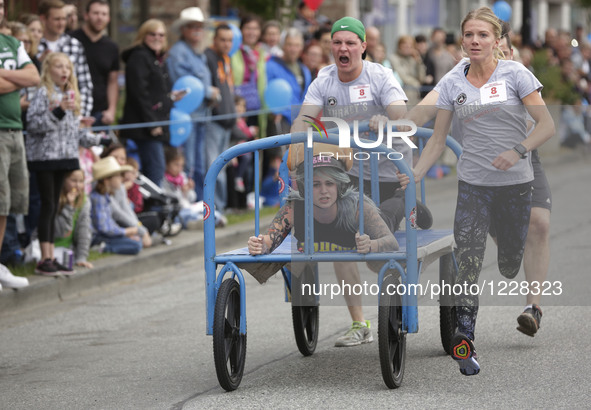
top-left (489, 149), bottom-right (551, 238)
top-left (0, 129), bottom-right (29, 215)
top-left (531, 149), bottom-right (552, 211)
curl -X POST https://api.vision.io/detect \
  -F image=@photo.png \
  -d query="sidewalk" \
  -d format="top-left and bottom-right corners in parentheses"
top-left (0, 216), bottom-right (273, 316)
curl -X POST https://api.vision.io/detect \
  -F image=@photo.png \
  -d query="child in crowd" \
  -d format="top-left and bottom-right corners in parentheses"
top-left (124, 157), bottom-right (143, 213)
top-left (162, 147), bottom-right (227, 228)
top-left (90, 157), bottom-right (142, 255)
top-left (100, 143), bottom-right (152, 247)
top-left (162, 147), bottom-right (199, 228)
top-left (230, 95), bottom-right (257, 194)
top-left (25, 52), bottom-right (102, 275)
top-left (162, 147), bottom-right (196, 205)
top-left (123, 157), bottom-right (162, 234)
top-left (54, 169), bottom-right (93, 268)
top-left (79, 147), bottom-right (98, 194)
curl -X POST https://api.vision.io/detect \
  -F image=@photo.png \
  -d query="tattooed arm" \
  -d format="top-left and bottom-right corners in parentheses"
top-left (247, 202), bottom-right (294, 255)
top-left (356, 200), bottom-right (399, 254)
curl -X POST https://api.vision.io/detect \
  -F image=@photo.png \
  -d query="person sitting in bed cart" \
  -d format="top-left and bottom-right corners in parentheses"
top-left (248, 144), bottom-right (398, 347)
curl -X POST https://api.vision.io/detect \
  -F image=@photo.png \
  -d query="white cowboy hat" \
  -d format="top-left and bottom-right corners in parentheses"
top-left (171, 7), bottom-right (205, 34)
top-left (92, 156), bottom-right (133, 181)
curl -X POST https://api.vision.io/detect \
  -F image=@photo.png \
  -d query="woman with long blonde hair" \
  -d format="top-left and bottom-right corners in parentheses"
top-left (403, 7), bottom-right (555, 376)
top-left (54, 169), bottom-right (94, 268)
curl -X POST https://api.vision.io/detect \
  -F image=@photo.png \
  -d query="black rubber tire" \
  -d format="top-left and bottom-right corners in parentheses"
top-left (292, 304), bottom-right (319, 356)
top-left (213, 279), bottom-right (247, 391)
top-left (439, 253), bottom-right (457, 355)
top-left (290, 264), bottom-right (319, 356)
top-left (378, 275), bottom-right (406, 389)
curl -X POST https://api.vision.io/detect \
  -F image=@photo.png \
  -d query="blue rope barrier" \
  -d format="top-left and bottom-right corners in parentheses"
top-left (88, 105), bottom-right (292, 133)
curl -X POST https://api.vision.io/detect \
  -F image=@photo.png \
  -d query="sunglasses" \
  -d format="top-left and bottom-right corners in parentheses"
top-left (147, 32), bottom-right (166, 38)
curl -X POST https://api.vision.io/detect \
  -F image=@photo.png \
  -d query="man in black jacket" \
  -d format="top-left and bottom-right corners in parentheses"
top-left (204, 24), bottom-right (236, 212)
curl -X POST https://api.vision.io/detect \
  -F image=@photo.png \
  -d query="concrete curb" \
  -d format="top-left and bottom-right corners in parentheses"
top-left (0, 216), bottom-right (274, 316)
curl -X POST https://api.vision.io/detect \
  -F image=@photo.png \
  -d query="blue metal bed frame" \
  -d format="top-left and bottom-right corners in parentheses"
top-left (203, 124), bottom-right (462, 391)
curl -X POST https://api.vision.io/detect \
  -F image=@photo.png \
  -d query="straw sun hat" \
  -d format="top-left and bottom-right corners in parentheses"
top-left (92, 156), bottom-right (133, 181)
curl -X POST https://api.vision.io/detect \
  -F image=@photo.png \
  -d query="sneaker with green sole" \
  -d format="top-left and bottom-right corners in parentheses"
top-left (334, 320), bottom-right (373, 347)
top-left (451, 332), bottom-right (480, 376)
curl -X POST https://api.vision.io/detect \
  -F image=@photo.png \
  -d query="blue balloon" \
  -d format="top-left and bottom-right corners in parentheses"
top-left (492, 1), bottom-right (512, 22)
top-left (264, 78), bottom-right (293, 114)
top-left (169, 108), bottom-right (193, 147)
top-left (172, 75), bottom-right (204, 113)
top-left (229, 23), bottom-right (242, 57)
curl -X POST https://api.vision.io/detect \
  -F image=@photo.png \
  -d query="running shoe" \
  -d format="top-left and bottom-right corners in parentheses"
top-left (334, 320), bottom-right (373, 347)
top-left (451, 332), bottom-right (480, 376)
top-left (517, 304), bottom-right (542, 337)
top-left (35, 259), bottom-right (60, 276)
top-left (53, 259), bottom-right (74, 274)
top-left (0, 263), bottom-right (29, 289)
top-left (416, 200), bottom-right (433, 230)
top-left (168, 222), bottom-right (183, 236)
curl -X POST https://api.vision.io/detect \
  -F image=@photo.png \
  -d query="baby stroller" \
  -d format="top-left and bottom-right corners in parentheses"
top-left (136, 174), bottom-right (183, 237)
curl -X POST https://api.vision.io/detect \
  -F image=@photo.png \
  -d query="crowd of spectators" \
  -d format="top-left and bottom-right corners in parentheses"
top-left (1, 0), bottom-right (590, 287)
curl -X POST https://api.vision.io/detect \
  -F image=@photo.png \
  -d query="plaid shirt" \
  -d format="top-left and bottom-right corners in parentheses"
top-left (37, 34), bottom-right (94, 117)
top-left (90, 191), bottom-right (126, 237)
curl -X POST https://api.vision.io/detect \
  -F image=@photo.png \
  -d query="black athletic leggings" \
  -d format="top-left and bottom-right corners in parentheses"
top-left (36, 170), bottom-right (68, 243)
top-left (348, 176), bottom-right (405, 233)
top-left (454, 180), bottom-right (532, 341)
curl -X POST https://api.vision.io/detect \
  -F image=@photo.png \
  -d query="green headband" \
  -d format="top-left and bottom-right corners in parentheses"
top-left (331, 17), bottom-right (366, 42)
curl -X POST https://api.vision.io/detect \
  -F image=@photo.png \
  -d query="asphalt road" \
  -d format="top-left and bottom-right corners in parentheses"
top-left (1, 151), bottom-right (589, 409)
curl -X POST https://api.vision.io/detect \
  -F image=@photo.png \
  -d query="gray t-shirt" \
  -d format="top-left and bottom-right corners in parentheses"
top-left (303, 60), bottom-right (408, 182)
top-left (434, 58), bottom-right (536, 146)
top-left (436, 59), bottom-right (542, 186)
top-left (434, 59), bottom-right (468, 146)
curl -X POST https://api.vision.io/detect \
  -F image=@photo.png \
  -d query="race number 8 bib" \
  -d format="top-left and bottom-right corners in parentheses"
top-left (480, 80), bottom-right (508, 104)
top-left (349, 84), bottom-right (373, 103)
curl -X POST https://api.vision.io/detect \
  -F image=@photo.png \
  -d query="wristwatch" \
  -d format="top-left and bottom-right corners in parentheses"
top-left (512, 143), bottom-right (527, 159)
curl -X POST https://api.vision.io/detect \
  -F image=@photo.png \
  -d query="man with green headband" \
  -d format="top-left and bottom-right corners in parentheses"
top-left (289, 17), bottom-right (433, 348)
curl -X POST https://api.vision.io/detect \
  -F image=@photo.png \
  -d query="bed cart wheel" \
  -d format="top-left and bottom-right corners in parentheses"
top-left (439, 253), bottom-right (457, 355)
top-left (292, 304), bottom-right (319, 356)
top-left (378, 274), bottom-right (406, 389)
top-left (291, 264), bottom-right (319, 356)
top-left (213, 278), bottom-right (247, 391)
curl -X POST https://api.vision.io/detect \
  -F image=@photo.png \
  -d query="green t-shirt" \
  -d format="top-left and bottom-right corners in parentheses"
top-left (0, 34), bottom-right (32, 129)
